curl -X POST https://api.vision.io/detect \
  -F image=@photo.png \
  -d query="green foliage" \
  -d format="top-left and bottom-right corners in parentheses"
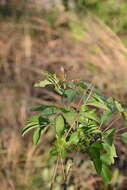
top-left (34, 80), bottom-right (52, 87)
top-left (121, 132), bottom-right (127, 145)
top-left (63, 0), bottom-right (127, 39)
top-left (33, 127), bottom-right (43, 145)
top-left (22, 71), bottom-right (127, 184)
top-left (101, 164), bottom-right (111, 184)
top-left (104, 128), bottom-right (116, 146)
top-left (69, 131), bottom-right (79, 144)
top-left (64, 89), bottom-right (77, 101)
top-left (55, 115), bottom-right (65, 137)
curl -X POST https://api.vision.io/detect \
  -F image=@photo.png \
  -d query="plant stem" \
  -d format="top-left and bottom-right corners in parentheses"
top-left (50, 156), bottom-right (60, 190)
top-left (117, 126), bottom-right (127, 133)
top-left (65, 84), bottom-right (94, 139)
top-left (103, 115), bottom-right (121, 132)
top-left (60, 150), bottom-right (66, 181)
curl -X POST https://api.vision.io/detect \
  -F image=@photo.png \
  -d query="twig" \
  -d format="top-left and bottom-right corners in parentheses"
top-left (116, 126), bottom-right (127, 133)
top-left (56, 80), bottom-right (95, 188)
top-left (50, 156), bottom-right (60, 190)
top-left (103, 115), bottom-right (121, 132)
top-left (60, 150), bottom-right (66, 181)
top-left (65, 84), bottom-right (94, 139)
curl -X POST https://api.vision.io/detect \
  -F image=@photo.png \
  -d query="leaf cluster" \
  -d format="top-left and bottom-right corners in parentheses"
top-left (22, 71), bottom-right (127, 184)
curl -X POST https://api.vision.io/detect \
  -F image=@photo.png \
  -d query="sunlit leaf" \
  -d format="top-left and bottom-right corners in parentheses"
top-left (69, 131), bottom-right (79, 144)
top-left (104, 128), bottom-right (116, 145)
top-left (22, 122), bottom-right (39, 136)
top-left (115, 100), bottom-right (124, 113)
top-left (93, 93), bottom-right (106, 104)
top-left (101, 164), bottom-right (111, 184)
top-left (33, 128), bottom-right (43, 145)
top-left (81, 109), bottom-right (100, 123)
top-left (55, 115), bottom-right (64, 136)
top-left (34, 80), bottom-right (52, 87)
top-left (63, 109), bottom-right (77, 126)
top-left (101, 143), bottom-right (117, 165)
top-left (86, 98), bottom-right (110, 111)
top-left (123, 111), bottom-right (127, 120)
top-left (27, 115), bottom-right (40, 122)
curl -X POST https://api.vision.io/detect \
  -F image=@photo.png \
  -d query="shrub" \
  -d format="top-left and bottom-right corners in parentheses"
top-left (22, 71), bottom-right (127, 188)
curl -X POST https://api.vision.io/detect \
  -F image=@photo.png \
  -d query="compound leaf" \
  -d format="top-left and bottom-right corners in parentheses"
top-left (81, 109), bottom-right (100, 123)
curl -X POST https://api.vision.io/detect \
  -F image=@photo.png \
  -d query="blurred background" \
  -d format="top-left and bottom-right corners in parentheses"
top-left (1, 0), bottom-right (127, 189)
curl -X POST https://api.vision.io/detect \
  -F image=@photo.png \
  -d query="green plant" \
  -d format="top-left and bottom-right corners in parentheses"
top-left (22, 71), bottom-right (127, 187)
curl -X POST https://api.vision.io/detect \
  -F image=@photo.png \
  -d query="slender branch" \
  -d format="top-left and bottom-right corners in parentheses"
top-left (50, 156), bottom-right (60, 190)
top-left (65, 84), bottom-right (94, 139)
top-left (83, 85), bottom-right (94, 106)
top-left (51, 80), bottom-right (95, 188)
top-left (60, 150), bottom-right (66, 181)
top-left (103, 115), bottom-right (121, 132)
top-left (117, 126), bottom-right (127, 133)
top-left (99, 120), bottom-right (103, 129)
